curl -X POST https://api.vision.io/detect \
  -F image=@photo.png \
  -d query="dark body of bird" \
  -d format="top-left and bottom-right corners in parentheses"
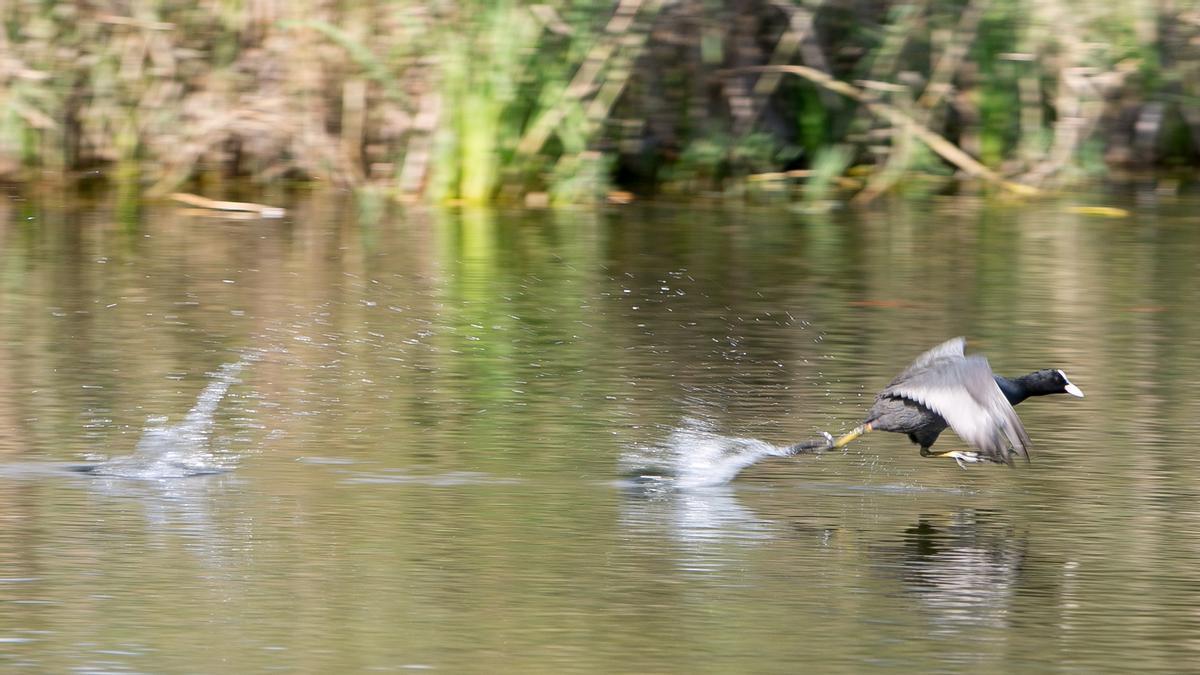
top-left (867, 397), bottom-right (949, 450)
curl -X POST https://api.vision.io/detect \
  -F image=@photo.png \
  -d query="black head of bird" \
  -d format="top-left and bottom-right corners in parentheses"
top-left (994, 368), bottom-right (1084, 406)
top-left (814, 338), bottom-right (1083, 467)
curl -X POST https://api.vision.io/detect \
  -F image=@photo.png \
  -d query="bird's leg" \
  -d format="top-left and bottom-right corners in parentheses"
top-left (787, 423), bottom-right (873, 456)
top-left (919, 446), bottom-right (982, 468)
top-left (831, 423), bottom-right (873, 449)
top-left (935, 450), bottom-right (982, 469)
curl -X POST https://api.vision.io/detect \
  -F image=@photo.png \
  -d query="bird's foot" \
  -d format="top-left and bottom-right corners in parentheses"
top-left (785, 432), bottom-right (834, 455)
top-left (938, 450), bottom-right (982, 469)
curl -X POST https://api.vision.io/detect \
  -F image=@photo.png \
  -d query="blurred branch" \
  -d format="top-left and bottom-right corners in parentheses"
top-left (530, 5), bottom-right (573, 36)
top-left (397, 91), bottom-right (441, 199)
top-left (282, 19), bottom-right (404, 102)
top-left (583, 0), bottom-right (664, 132)
top-left (846, 0), bottom-right (928, 135)
top-left (734, 1), bottom-right (835, 134)
top-left (916, 0), bottom-right (989, 114)
top-left (96, 15), bottom-right (174, 31)
top-left (853, 87), bottom-right (916, 204)
top-left (516, 0), bottom-right (659, 157)
top-left (729, 65), bottom-right (1039, 196)
top-left (1023, 61), bottom-right (1138, 186)
top-left (852, 0), bottom-right (988, 202)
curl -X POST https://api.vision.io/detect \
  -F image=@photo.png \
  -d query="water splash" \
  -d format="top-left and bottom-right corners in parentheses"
top-left (621, 418), bottom-right (821, 488)
top-left (81, 354), bottom-right (257, 479)
top-left (617, 421), bottom-right (790, 574)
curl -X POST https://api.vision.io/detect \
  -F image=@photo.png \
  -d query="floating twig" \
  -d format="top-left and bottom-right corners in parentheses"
top-left (169, 192), bottom-right (286, 218)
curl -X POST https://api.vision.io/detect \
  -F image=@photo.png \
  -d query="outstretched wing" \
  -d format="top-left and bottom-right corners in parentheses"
top-left (883, 348), bottom-right (1032, 464)
top-left (885, 337), bottom-right (967, 388)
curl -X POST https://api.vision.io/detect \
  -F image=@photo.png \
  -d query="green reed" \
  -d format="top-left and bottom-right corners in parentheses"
top-left (0, 1), bottom-right (1195, 204)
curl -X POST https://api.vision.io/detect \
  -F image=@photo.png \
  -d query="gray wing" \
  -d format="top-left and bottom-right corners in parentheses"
top-left (882, 353), bottom-right (1032, 464)
top-left (886, 337), bottom-right (967, 388)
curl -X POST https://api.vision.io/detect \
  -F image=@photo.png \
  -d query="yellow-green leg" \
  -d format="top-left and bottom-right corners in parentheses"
top-left (922, 448), bottom-right (982, 468)
top-left (832, 423), bottom-right (873, 449)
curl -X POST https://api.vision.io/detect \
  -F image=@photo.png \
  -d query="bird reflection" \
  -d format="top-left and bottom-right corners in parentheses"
top-left (874, 510), bottom-right (1027, 631)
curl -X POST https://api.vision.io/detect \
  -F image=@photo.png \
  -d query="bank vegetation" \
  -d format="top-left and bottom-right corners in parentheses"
top-left (2, 0), bottom-right (1197, 204)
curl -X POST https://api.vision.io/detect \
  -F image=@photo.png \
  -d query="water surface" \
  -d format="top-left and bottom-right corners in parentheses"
top-left (0, 191), bottom-right (1198, 671)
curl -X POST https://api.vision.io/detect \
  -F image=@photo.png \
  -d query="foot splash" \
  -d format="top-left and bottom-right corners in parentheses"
top-left (622, 418), bottom-right (828, 488)
top-left (79, 354), bottom-right (257, 479)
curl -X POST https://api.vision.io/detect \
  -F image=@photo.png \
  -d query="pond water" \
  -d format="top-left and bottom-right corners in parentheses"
top-left (0, 190), bottom-right (1198, 672)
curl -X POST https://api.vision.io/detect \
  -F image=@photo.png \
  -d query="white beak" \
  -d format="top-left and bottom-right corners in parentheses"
top-left (1065, 383), bottom-right (1084, 398)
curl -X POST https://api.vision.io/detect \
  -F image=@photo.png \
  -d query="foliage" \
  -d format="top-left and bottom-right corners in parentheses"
top-left (0, 0), bottom-right (1198, 203)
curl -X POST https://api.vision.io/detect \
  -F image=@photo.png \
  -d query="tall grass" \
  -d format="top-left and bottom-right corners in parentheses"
top-left (0, 0), bottom-right (1197, 203)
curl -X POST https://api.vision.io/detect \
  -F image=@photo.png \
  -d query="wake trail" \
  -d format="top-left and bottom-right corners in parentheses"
top-left (622, 418), bottom-right (831, 488)
top-left (82, 353), bottom-right (259, 479)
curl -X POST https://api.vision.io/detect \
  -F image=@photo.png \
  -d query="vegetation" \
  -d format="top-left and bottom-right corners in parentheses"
top-left (2, 0), bottom-right (1198, 204)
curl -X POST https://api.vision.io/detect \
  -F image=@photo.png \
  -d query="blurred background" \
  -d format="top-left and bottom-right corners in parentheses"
top-left (4, 194), bottom-right (1200, 672)
top-left (2, 0), bottom-right (1197, 205)
top-left (5, 3), bottom-right (1200, 672)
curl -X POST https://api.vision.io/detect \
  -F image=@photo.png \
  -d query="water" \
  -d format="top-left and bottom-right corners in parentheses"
top-left (0, 191), bottom-right (1199, 671)
top-left (80, 355), bottom-right (257, 478)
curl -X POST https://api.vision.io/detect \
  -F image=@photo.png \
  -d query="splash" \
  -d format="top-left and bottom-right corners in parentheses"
top-left (80, 354), bottom-right (257, 479)
top-left (621, 418), bottom-right (828, 488)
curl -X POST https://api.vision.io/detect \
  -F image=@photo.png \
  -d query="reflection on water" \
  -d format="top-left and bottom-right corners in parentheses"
top-left (1, 194), bottom-right (1200, 670)
top-left (84, 473), bottom-right (246, 570)
top-left (338, 469), bottom-right (521, 486)
top-left (619, 480), bottom-right (776, 574)
top-left (874, 511), bottom-right (1026, 632)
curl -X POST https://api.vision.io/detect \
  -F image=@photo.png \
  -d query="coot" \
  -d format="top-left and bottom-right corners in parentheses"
top-left (800, 337), bottom-right (1084, 467)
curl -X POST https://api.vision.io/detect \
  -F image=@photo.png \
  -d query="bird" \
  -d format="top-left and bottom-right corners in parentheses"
top-left (793, 337), bottom-right (1084, 467)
